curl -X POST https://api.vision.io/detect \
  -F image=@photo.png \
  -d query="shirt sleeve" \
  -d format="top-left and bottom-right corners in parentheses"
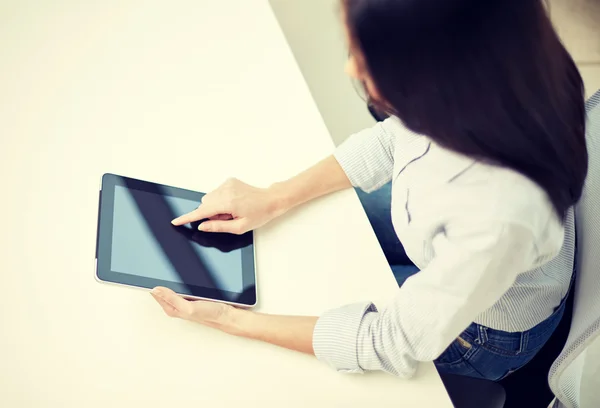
top-left (334, 117), bottom-right (421, 193)
top-left (313, 219), bottom-right (537, 377)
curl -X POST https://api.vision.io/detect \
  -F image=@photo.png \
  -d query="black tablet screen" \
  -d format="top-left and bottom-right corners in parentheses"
top-left (95, 172), bottom-right (257, 305)
top-left (112, 185), bottom-right (251, 293)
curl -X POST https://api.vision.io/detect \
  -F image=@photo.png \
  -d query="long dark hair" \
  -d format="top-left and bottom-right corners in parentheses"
top-left (344, 0), bottom-right (587, 220)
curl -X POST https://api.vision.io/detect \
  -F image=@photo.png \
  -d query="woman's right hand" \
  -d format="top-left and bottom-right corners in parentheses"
top-left (171, 178), bottom-right (287, 235)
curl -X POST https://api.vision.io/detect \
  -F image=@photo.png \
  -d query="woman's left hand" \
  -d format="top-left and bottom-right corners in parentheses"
top-left (150, 287), bottom-right (234, 331)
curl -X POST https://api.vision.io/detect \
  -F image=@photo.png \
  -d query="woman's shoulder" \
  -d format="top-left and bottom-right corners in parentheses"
top-left (437, 161), bottom-right (562, 237)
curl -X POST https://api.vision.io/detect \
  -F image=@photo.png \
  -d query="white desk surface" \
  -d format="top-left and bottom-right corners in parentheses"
top-left (0, 1), bottom-right (452, 407)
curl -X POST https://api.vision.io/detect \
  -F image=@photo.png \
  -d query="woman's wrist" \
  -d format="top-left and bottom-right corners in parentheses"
top-left (267, 181), bottom-right (296, 216)
top-left (219, 307), bottom-right (249, 336)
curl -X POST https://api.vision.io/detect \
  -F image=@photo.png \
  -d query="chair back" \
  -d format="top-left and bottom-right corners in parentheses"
top-left (549, 90), bottom-right (600, 408)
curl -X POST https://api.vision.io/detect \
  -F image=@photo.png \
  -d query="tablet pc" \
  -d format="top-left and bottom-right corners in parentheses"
top-left (95, 174), bottom-right (257, 307)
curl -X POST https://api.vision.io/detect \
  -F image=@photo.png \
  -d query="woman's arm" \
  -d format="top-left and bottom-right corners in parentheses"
top-left (270, 155), bottom-right (352, 212)
top-left (151, 218), bottom-right (538, 378)
top-left (230, 310), bottom-right (317, 355)
top-left (171, 155), bottom-right (351, 234)
top-left (313, 220), bottom-right (538, 377)
top-left (150, 287), bottom-right (317, 355)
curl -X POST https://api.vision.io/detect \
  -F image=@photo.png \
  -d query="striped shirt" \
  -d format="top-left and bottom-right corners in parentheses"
top-left (313, 117), bottom-right (575, 377)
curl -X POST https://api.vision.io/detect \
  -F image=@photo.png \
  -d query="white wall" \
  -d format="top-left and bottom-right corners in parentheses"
top-left (269, 0), bottom-right (375, 146)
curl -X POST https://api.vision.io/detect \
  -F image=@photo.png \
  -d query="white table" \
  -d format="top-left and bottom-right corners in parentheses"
top-left (0, 1), bottom-right (453, 407)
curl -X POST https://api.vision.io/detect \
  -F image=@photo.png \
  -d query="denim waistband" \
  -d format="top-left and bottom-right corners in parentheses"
top-left (467, 264), bottom-right (576, 355)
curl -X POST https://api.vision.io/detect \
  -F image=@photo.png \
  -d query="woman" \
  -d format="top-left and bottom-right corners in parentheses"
top-left (151, 0), bottom-right (587, 381)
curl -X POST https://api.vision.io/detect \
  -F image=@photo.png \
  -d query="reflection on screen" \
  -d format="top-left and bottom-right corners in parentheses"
top-left (111, 186), bottom-right (251, 294)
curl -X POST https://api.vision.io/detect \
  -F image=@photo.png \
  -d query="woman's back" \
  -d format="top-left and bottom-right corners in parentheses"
top-left (337, 116), bottom-right (573, 335)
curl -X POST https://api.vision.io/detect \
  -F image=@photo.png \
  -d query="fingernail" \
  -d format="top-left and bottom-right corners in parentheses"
top-left (150, 288), bottom-right (161, 296)
top-left (171, 218), bottom-right (179, 225)
top-left (198, 223), bottom-right (209, 231)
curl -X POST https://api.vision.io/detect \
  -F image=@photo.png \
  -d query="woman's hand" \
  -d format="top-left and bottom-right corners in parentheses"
top-left (171, 178), bottom-right (287, 235)
top-left (150, 287), bottom-right (235, 330)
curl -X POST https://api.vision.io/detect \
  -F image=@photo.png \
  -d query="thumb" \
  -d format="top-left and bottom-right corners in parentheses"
top-left (199, 218), bottom-right (249, 235)
top-left (151, 287), bottom-right (192, 318)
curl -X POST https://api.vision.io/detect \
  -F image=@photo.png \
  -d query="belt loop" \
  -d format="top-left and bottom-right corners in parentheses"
top-left (477, 326), bottom-right (488, 345)
top-left (519, 331), bottom-right (529, 355)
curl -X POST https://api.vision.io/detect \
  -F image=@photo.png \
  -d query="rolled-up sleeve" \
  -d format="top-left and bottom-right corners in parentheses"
top-left (312, 220), bottom-right (537, 378)
top-left (313, 302), bottom-right (377, 374)
top-left (334, 117), bottom-right (420, 192)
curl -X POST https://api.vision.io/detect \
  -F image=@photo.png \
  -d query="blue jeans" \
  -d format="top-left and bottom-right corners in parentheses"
top-left (357, 183), bottom-right (568, 381)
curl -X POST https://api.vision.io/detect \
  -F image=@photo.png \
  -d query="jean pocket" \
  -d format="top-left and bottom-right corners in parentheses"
top-left (480, 328), bottom-right (523, 357)
top-left (435, 335), bottom-right (474, 366)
